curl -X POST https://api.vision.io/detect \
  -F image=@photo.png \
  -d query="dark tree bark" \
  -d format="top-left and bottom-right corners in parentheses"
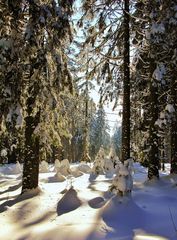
top-left (81, 65), bottom-right (91, 163)
top-left (121, 0), bottom-right (130, 162)
top-left (21, 3), bottom-right (42, 193)
top-left (170, 76), bottom-right (177, 174)
top-left (148, 61), bottom-right (159, 180)
top-left (22, 111), bottom-right (40, 192)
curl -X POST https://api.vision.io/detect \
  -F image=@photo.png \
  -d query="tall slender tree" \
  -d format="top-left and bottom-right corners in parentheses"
top-left (121, 0), bottom-right (130, 162)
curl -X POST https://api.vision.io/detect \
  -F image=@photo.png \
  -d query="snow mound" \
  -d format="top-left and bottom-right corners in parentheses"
top-left (21, 186), bottom-right (42, 197)
top-left (55, 159), bottom-right (71, 176)
top-left (57, 187), bottom-right (82, 215)
top-left (13, 161), bottom-right (22, 174)
top-left (100, 196), bottom-right (146, 238)
top-left (2, 162), bottom-right (22, 175)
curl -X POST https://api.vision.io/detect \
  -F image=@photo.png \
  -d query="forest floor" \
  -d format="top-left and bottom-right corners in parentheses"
top-left (0, 162), bottom-right (177, 240)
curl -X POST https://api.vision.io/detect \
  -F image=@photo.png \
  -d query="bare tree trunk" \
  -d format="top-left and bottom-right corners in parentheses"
top-left (148, 61), bottom-right (159, 179)
top-left (170, 76), bottom-right (177, 173)
top-left (121, 0), bottom-right (130, 162)
top-left (21, 3), bottom-right (42, 193)
top-left (81, 83), bottom-right (90, 162)
top-left (22, 110), bottom-right (40, 192)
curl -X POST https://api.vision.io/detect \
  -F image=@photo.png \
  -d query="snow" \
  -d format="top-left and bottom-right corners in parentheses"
top-left (153, 64), bottom-right (166, 82)
top-left (165, 104), bottom-right (175, 113)
top-left (151, 23), bottom-right (165, 34)
top-left (6, 103), bottom-right (23, 128)
top-left (1, 162), bottom-right (177, 240)
top-left (1, 148), bottom-right (7, 157)
top-left (78, 162), bottom-right (92, 173)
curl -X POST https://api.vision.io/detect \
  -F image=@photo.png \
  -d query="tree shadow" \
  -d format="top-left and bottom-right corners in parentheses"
top-left (0, 194), bottom-right (19, 203)
top-left (88, 196), bottom-right (106, 209)
top-left (57, 187), bottom-right (82, 216)
top-left (23, 211), bottom-right (55, 227)
top-left (0, 182), bottom-right (22, 195)
top-left (0, 189), bottom-right (39, 214)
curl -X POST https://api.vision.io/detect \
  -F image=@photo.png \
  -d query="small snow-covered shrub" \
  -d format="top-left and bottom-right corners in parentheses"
top-left (55, 159), bottom-right (71, 176)
top-left (54, 159), bottom-right (61, 171)
top-left (104, 157), bottom-right (114, 174)
top-left (110, 158), bottom-right (133, 196)
top-left (92, 147), bottom-right (105, 175)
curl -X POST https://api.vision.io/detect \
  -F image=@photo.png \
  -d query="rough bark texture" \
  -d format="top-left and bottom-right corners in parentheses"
top-left (21, 3), bottom-right (41, 193)
top-left (22, 112), bottom-right (40, 192)
top-left (148, 61), bottom-right (159, 180)
top-left (170, 76), bottom-right (177, 174)
top-left (121, 0), bottom-right (130, 162)
top-left (81, 67), bottom-right (91, 162)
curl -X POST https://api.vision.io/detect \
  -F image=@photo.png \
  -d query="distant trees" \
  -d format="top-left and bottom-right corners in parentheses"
top-left (112, 125), bottom-right (121, 158)
top-left (89, 105), bottom-right (110, 160)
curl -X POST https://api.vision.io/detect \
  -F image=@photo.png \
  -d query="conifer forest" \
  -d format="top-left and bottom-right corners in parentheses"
top-left (0, 1), bottom-right (177, 240)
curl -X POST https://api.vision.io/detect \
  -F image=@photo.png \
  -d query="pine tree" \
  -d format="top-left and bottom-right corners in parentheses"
top-left (0, 1), bottom-right (25, 163)
top-left (89, 105), bottom-right (110, 159)
top-left (112, 125), bottom-right (122, 158)
top-left (22, 0), bottom-right (74, 193)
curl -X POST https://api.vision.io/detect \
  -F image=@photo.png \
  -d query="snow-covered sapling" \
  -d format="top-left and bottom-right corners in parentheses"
top-left (110, 158), bottom-right (133, 196)
top-left (92, 147), bottom-right (105, 175)
top-left (55, 159), bottom-right (71, 177)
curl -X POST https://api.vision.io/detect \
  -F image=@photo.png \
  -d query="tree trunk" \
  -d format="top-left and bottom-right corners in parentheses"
top-left (81, 65), bottom-right (91, 162)
top-left (148, 62), bottom-right (159, 180)
top-left (21, 2), bottom-right (41, 193)
top-left (22, 110), bottom-right (40, 193)
top-left (121, 0), bottom-right (130, 162)
top-left (170, 76), bottom-right (177, 173)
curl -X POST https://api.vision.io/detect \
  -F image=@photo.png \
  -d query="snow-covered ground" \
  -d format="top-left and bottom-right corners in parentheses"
top-left (0, 162), bottom-right (177, 240)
